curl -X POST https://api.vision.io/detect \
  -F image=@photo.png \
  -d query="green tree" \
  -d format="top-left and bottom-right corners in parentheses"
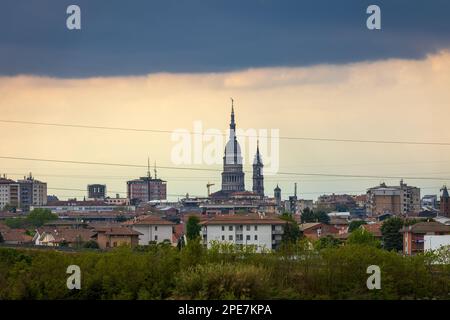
top-left (301, 207), bottom-right (315, 223)
top-left (280, 214), bottom-right (301, 244)
top-left (315, 211), bottom-right (330, 224)
top-left (381, 217), bottom-right (404, 251)
top-left (348, 220), bottom-right (367, 233)
top-left (26, 209), bottom-right (58, 227)
top-left (347, 228), bottom-right (380, 247)
top-left (0, 232), bottom-right (4, 243)
top-left (315, 235), bottom-right (340, 250)
top-left (186, 216), bottom-right (201, 241)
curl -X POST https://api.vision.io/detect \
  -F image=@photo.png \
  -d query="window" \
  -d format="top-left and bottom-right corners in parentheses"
top-left (246, 235), bottom-right (250, 241)
top-left (155, 235), bottom-right (158, 241)
top-left (246, 225), bottom-right (250, 231)
top-left (222, 235), bottom-right (225, 241)
top-left (254, 235), bottom-right (258, 241)
top-left (229, 235), bottom-right (233, 241)
top-left (155, 226), bottom-right (158, 231)
top-left (229, 226), bottom-right (233, 231)
top-left (254, 225), bottom-right (258, 231)
top-left (221, 226), bottom-right (225, 231)
top-left (113, 242), bottom-right (117, 247)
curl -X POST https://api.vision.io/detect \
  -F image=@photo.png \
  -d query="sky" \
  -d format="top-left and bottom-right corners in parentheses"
top-left (1, 1), bottom-right (450, 201)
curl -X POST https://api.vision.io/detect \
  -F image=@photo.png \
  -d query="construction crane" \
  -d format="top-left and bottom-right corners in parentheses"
top-left (206, 182), bottom-right (215, 196)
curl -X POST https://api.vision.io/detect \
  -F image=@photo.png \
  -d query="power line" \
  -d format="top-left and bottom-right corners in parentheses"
top-left (1, 155), bottom-right (450, 181)
top-left (1, 119), bottom-right (450, 146)
top-left (47, 187), bottom-right (195, 198)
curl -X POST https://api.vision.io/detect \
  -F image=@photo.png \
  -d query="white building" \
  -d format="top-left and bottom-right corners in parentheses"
top-left (0, 177), bottom-right (20, 209)
top-left (129, 215), bottom-right (175, 245)
top-left (424, 235), bottom-right (450, 252)
top-left (200, 214), bottom-right (285, 252)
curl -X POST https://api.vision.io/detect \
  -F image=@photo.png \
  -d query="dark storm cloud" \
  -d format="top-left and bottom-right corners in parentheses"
top-left (0, 0), bottom-right (449, 77)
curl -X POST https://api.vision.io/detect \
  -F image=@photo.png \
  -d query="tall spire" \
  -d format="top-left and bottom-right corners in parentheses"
top-left (230, 97), bottom-right (236, 132)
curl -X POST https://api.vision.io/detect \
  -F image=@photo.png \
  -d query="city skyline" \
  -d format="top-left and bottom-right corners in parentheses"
top-left (2, 51), bottom-right (450, 200)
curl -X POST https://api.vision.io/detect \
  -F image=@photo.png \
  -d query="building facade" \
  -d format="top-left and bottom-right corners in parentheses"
top-left (200, 214), bottom-right (285, 251)
top-left (0, 177), bottom-right (20, 209)
top-left (367, 180), bottom-right (420, 217)
top-left (17, 174), bottom-right (47, 211)
top-left (252, 142), bottom-right (264, 197)
top-left (440, 185), bottom-right (450, 217)
top-left (127, 176), bottom-right (167, 204)
top-left (88, 184), bottom-right (107, 199)
top-left (130, 215), bottom-right (175, 245)
top-left (221, 104), bottom-right (245, 194)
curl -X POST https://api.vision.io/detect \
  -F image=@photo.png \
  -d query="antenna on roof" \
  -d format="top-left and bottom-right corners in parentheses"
top-left (154, 161), bottom-right (157, 179)
top-left (147, 157), bottom-right (152, 179)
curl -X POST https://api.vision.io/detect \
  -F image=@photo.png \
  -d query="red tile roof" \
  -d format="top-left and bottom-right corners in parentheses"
top-left (362, 223), bottom-right (383, 237)
top-left (129, 215), bottom-right (175, 226)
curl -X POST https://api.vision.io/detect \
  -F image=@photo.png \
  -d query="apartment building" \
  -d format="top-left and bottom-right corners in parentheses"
top-left (128, 215), bottom-right (175, 245)
top-left (200, 214), bottom-right (285, 252)
top-left (0, 177), bottom-right (20, 209)
top-left (367, 180), bottom-right (420, 217)
top-left (18, 174), bottom-right (47, 211)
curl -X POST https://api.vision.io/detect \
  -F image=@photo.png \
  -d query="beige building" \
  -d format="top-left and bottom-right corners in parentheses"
top-left (367, 180), bottom-right (420, 217)
top-left (0, 177), bottom-right (20, 209)
top-left (92, 226), bottom-right (141, 249)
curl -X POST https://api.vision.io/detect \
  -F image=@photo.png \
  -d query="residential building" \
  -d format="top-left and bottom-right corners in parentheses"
top-left (424, 235), bottom-right (450, 252)
top-left (361, 222), bottom-right (383, 240)
top-left (299, 222), bottom-right (340, 240)
top-left (33, 227), bottom-right (95, 247)
top-left (200, 214), bottom-right (285, 251)
top-left (18, 174), bottom-right (47, 211)
top-left (92, 226), bottom-right (141, 249)
top-left (366, 180), bottom-right (420, 217)
top-left (127, 171), bottom-right (167, 204)
top-left (400, 222), bottom-right (450, 255)
top-left (0, 222), bottom-right (32, 244)
top-left (88, 184), bottom-right (107, 199)
top-left (128, 215), bottom-right (175, 245)
top-left (421, 194), bottom-right (438, 209)
top-left (316, 193), bottom-right (357, 212)
top-left (0, 177), bottom-right (20, 209)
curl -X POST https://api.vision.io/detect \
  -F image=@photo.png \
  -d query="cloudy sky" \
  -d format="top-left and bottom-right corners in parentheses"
top-left (1, 0), bottom-right (450, 201)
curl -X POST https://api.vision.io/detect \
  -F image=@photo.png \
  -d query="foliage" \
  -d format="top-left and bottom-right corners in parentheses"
top-left (315, 235), bottom-right (340, 250)
top-left (280, 213), bottom-right (301, 244)
top-left (301, 208), bottom-right (330, 224)
top-left (301, 208), bottom-right (315, 223)
top-left (315, 211), bottom-right (330, 224)
top-left (186, 216), bottom-right (201, 241)
top-left (347, 228), bottom-right (381, 248)
top-left (0, 232), bottom-right (3, 243)
top-left (381, 217), bottom-right (404, 252)
top-left (348, 220), bottom-right (367, 233)
top-left (5, 209), bottom-right (57, 229)
top-left (0, 240), bottom-right (449, 300)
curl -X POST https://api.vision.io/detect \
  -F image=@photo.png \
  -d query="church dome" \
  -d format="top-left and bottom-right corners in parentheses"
top-left (224, 137), bottom-right (242, 164)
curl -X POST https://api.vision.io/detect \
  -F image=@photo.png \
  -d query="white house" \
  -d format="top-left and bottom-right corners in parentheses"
top-left (200, 214), bottom-right (285, 252)
top-left (424, 235), bottom-right (450, 252)
top-left (129, 215), bottom-right (175, 245)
